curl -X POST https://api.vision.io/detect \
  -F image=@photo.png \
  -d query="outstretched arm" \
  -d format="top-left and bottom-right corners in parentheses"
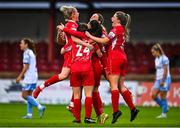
top-left (57, 23), bottom-right (85, 39)
top-left (71, 36), bottom-right (94, 50)
top-left (85, 31), bottom-right (110, 44)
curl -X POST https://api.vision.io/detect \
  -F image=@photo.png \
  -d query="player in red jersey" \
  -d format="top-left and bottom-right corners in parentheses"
top-left (90, 13), bottom-right (139, 123)
top-left (58, 20), bottom-right (108, 123)
top-left (90, 13), bottom-right (109, 79)
top-left (86, 11), bottom-right (139, 123)
top-left (60, 23), bottom-right (96, 123)
top-left (60, 20), bottom-right (109, 124)
top-left (88, 18), bottom-right (109, 123)
top-left (33, 5), bottom-right (92, 98)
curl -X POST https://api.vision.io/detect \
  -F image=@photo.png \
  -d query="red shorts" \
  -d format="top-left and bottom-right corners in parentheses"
top-left (63, 52), bottom-right (72, 68)
top-left (92, 59), bottom-right (102, 87)
top-left (107, 56), bottom-right (127, 76)
top-left (70, 70), bottom-right (94, 87)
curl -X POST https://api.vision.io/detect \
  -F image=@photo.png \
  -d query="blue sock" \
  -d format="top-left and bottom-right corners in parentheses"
top-left (27, 102), bottom-right (32, 115)
top-left (26, 96), bottom-right (40, 107)
top-left (161, 99), bottom-right (168, 113)
top-left (154, 97), bottom-right (162, 107)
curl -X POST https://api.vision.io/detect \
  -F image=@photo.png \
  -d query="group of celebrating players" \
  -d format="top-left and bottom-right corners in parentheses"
top-left (32, 5), bottom-right (139, 124)
top-left (16, 3), bottom-right (172, 124)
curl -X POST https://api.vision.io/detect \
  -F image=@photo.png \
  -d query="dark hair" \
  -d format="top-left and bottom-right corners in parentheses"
top-left (152, 43), bottom-right (164, 55)
top-left (88, 20), bottom-right (102, 37)
top-left (22, 38), bottom-right (36, 55)
top-left (115, 11), bottom-right (131, 42)
top-left (96, 13), bottom-right (104, 24)
top-left (77, 23), bottom-right (88, 32)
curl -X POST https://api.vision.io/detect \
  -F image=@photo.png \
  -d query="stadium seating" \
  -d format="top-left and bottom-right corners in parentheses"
top-left (0, 41), bottom-right (179, 74)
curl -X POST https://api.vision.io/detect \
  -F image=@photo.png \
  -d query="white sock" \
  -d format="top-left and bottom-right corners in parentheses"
top-left (69, 102), bottom-right (74, 107)
top-left (27, 113), bottom-right (32, 117)
top-left (37, 104), bottom-right (43, 109)
top-left (162, 113), bottom-right (167, 116)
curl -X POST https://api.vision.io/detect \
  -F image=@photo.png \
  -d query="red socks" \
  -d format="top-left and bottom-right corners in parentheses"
top-left (121, 90), bottom-right (135, 111)
top-left (92, 92), bottom-right (103, 116)
top-left (74, 99), bottom-right (81, 121)
top-left (111, 90), bottom-right (119, 113)
top-left (44, 74), bottom-right (60, 87)
top-left (85, 97), bottom-right (92, 118)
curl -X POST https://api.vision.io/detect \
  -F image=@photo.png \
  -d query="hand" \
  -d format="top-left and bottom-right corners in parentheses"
top-left (58, 31), bottom-right (65, 39)
top-left (85, 31), bottom-right (91, 38)
top-left (160, 81), bottom-right (164, 86)
top-left (87, 43), bottom-right (94, 50)
top-left (57, 23), bottom-right (65, 31)
top-left (16, 76), bottom-right (21, 83)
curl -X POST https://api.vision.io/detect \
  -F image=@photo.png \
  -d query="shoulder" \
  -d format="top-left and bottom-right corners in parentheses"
top-left (26, 49), bottom-right (35, 56)
top-left (161, 55), bottom-right (169, 64)
top-left (161, 55), bottom-right (169, 61)
top-left (66, 21), bottom-right (78, 29)
top-left (117, 25), bottom-right (125, 33)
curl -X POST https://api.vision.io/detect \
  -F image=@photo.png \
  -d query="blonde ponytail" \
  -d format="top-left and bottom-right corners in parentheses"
top-left (156, 43), bottom-right (164, 55)
top-left (124, 13), bottom-right (131, 42)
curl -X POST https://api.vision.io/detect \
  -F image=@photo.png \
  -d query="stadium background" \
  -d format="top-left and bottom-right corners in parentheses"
top-left (0, 0), bottom-right (180, 127)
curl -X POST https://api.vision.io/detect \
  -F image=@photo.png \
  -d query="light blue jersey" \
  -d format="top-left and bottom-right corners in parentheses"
top-left (153, 55), bottom-right (171, 91)
top-left (22, 49), bottom-right (38, 90)
top-left (155, 55), bottom-right (170, 80)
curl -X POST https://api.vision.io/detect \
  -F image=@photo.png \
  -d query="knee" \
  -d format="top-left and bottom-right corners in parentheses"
top-left (110, 83), bottom-right (118, 91)
top-left (59, 73), bottom-right (68, 79)
top-left (22, 93), bottom-right (27, 99)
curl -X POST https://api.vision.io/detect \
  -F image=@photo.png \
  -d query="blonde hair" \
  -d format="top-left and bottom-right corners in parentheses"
top-left (60, 5), bottom-right (75, 21)
top-left (152, 43), bottom-right (164, 55)
top-left (115, 11), bottom-right (131, 42)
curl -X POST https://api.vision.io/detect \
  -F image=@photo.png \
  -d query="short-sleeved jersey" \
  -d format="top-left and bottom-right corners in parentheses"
top-left (107, 25), bottom-right (126, 59)
top-left (63, 27), bottom-right (100, 67)
top-left (23, 49), bottom-right (38, 84)
top-left (108, 25), bottom-right (125, 50)
top-left (155, 55), bottom-right (171, 80)
top-left (71, 36), bottom-right (93, 72)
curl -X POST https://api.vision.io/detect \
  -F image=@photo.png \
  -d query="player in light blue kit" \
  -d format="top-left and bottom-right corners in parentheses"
top-left (151, 43), bottom-right (171, 118)
top-left (16, 38), bottom-right (45, 119)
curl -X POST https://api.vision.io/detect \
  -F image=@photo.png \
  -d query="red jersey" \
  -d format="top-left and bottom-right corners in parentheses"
top-left (63, 20), bottom-right (78, 67)
top-left (63, 27), bottom-right (100, 64)
top-left (63, 30), bottom-right (93, 72)
top-left (64, 20), bottom-right (78, 48)
top-left (107, 25), bottom-right (126, 59)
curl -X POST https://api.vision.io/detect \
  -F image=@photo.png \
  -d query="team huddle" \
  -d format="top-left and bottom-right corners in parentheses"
top-left (16, 4), bottom-right (171, 125)
top-left (34, 5), bottom-right (139, 124)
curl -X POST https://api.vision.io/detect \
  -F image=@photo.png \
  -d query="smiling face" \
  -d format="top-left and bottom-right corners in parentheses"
top-left (111, 13), bottom-right (120, 27)
top-left (72, 8), bottom-right (79, 22)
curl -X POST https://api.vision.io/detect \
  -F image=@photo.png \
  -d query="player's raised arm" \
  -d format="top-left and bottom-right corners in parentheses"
top-left (85, 31), bottom-right (109, 44)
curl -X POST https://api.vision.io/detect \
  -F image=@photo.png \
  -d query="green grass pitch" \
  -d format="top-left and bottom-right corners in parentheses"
top-left (0, 103), bottom-right (179, 127)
